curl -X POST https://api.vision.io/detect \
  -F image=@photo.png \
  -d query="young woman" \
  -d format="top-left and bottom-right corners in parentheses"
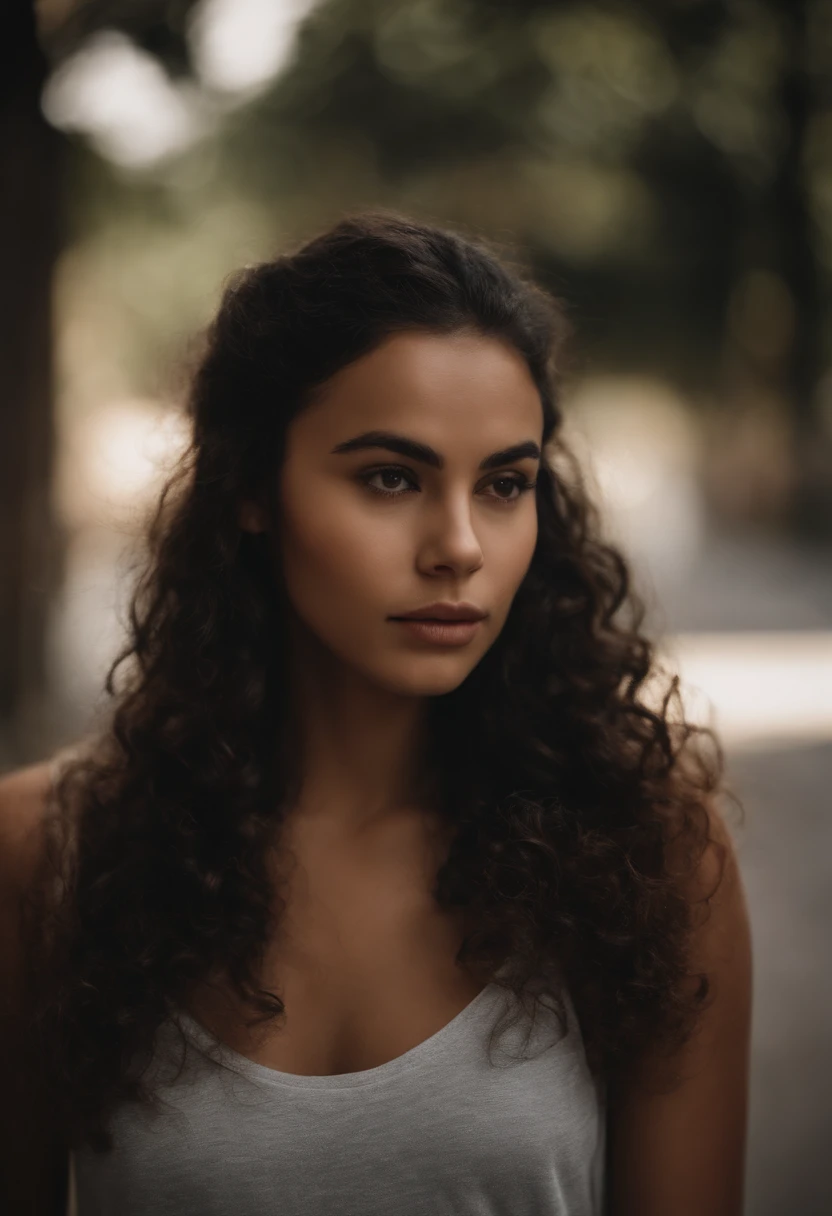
top-left (0, 210), bottom-right (752, 1215)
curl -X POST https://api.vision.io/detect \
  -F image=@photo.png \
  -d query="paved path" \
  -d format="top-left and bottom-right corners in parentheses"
top-left (727, 740), bottom-right (832, 1216)
top-left (653, 529), bottom-right (832, 1215)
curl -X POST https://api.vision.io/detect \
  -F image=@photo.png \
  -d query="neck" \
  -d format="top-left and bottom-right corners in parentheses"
top-left (278, 615), bottom-right (440, 837)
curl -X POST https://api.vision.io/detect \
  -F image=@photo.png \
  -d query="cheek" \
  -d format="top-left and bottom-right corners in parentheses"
top-left (492, 512), bottom-right (538, 587)
top-left (276, 491), bottom-right (401, 621)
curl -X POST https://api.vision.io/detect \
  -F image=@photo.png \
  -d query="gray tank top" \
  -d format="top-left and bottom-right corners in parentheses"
top-left (71, 979), bottom-right (607, 1215)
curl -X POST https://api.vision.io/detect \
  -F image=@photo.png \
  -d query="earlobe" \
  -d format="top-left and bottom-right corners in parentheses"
top-left (237, 501), bottom-right (269, 533)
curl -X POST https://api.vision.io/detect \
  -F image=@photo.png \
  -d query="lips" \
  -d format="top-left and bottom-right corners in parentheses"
top-left (392, 602), bottom-right (486, 622)
top-left (398, 615), bottom-right (481, 622)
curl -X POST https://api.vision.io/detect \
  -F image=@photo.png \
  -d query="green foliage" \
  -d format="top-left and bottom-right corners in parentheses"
top-left (47, 1), bottom-right (832, 441)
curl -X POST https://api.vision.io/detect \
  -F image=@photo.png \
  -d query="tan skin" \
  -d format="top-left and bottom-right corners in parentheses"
top-left (191, 328), bottom-right (544, 1072)
top-left (0, 330), bottom-right (752, 1213)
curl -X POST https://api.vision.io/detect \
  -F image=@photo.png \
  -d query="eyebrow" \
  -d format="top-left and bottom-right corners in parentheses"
top-left (330, 430), bottom-right (542, 472)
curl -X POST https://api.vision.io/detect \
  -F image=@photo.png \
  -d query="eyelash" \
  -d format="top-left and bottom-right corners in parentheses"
top-left (357, 465), bottom-right (538, 505)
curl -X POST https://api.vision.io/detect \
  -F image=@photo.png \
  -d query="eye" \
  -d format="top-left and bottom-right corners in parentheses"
top-left (357, 466), bottom-right (537, 504)
top-left (489, 475), bottom-right (538, 503)
top-left (359, 467), bottom-right (419, 498)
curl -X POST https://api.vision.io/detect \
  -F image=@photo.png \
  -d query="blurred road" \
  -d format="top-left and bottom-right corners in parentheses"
top-left (654, 530), bottom-right (832, 1216)
top-left (657, 529), bottom-right (832, 634)
top-left (728, 740), bottom-right (832, 1216)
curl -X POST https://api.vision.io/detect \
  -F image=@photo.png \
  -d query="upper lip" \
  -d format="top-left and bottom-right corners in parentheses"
top-left (392, 601), bottom-right (487, 622)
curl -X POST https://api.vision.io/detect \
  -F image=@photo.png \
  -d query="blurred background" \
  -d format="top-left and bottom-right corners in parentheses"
top-left (2, 0), bottom-right (831, 1211)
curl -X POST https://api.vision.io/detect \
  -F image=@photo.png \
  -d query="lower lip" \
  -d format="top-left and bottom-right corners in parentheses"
top-left (391, 618), bottom-right (484, 645)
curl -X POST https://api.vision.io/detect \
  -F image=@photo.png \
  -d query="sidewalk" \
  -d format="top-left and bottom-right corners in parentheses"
top-left (647, 528), bottom-right (832, 1216)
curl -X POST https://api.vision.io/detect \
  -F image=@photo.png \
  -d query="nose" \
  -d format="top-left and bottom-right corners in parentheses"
top-left (416, 493), bottom-right (484, 578)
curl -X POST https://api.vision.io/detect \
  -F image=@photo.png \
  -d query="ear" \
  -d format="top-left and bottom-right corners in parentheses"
top-left (237, 500), bottom-right (270, 533)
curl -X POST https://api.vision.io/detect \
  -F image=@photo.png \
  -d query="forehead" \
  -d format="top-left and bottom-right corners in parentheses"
top-left (300, 330), bottom-right (542, 441)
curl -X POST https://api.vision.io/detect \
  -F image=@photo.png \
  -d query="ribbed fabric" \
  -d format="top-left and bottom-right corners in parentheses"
top-left (72, 979), bottom-right (606, 1215)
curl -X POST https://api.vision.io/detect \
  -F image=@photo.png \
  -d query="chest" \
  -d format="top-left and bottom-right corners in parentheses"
top-left (186, 814), bottom-right (485, 1077)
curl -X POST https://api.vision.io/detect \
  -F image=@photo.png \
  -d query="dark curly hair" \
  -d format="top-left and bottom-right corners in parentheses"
top-left (21, 208), bottom-right (739, 1155)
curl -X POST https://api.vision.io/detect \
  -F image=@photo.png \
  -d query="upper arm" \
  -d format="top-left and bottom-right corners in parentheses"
top-left (0, 761), bottom-right (71, 1215)
top-left (0, 761), bottom-right (56, 990)
top-left (606, 800), bottom-right (753, 1216)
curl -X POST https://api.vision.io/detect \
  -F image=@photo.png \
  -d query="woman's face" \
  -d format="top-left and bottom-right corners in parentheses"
top-left (252, 329), bottom-right (543, 698)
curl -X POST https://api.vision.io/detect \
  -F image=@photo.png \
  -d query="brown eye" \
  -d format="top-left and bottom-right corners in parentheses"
top-left (359, 467), bottom-right (419, 498)
top-left (357, 466), bottom-right (537, 504)
top-left (487, 476), bottom-right (537, 504)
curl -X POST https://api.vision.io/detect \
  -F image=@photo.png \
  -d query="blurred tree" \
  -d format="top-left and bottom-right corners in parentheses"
top-left (24, 0), bottom-right (832, 563)
top-left (220, 0), bottom-right (740, 381)
top-left (0, 0), bottom-right (66, 764)
top-left (231, 0), bottom-right (832, 534)
top-left (40, 0), bottom-right (199, 76)
top-left (763, 0), bottom-right (832, 535)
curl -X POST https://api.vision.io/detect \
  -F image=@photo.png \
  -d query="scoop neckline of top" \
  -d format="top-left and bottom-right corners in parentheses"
top-left (175, 981), bottom-right (503, 1091)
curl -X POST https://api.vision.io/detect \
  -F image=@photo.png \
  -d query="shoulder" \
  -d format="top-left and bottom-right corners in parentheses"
top-left (0, 745), bottom-right (91, 963)
top-left (0, 742), bottom-right (91, 890)
top-left (0, 760), bottom-right (56, 906)
top-left (0, 761), bottom-right (72, 1216)
top-left (0, 758), bottom-right (62, 994)
top-left (607, 795), bottom-right (752, 1215)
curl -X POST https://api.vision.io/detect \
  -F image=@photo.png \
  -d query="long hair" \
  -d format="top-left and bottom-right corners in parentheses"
top-left (22, 209), bottom-right (737, 1153)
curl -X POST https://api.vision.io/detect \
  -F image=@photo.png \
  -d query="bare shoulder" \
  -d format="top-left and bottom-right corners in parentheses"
top-left (0, 752), bottom-right (83, 982)
top-left (0, 760), bottom-right (56, 912)
top-left (607, 796), bottom-right (752, 1216)
top-left (0, 758), bottom-right (64, 1004)
top-left (0, 757), bottom-right (55, 821)
top-left (0, 758), bottom-right (56, 878)
top-left (0, 759), bottom-right (73, 1214)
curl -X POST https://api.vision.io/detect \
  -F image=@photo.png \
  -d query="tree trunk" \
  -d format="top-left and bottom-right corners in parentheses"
top-left (767, 0), bottom-right (832, 538)
top-left (0, 1), bottom-right (65, 765)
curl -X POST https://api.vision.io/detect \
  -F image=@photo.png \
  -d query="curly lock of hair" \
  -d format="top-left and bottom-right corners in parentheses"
top-left (20, 208), bottom-right (740, 1154)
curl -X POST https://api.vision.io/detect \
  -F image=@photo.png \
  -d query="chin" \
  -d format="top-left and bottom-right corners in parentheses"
top-left (374, 661), bottom-right (479, 699)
